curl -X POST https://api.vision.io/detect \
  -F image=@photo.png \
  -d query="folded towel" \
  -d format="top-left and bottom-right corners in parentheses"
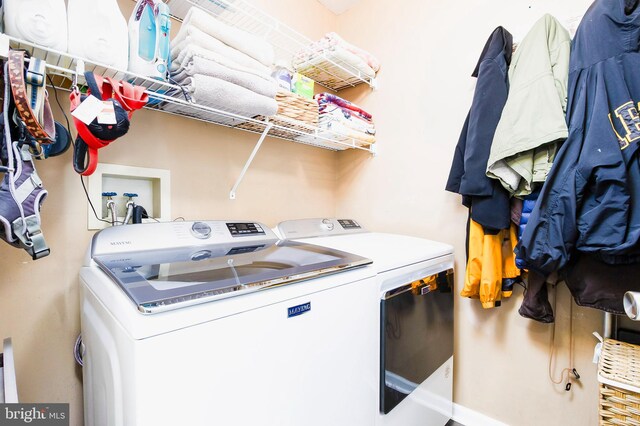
top-left (324, 32), bottom-right (380, 72)
top-left (295, 32), bottom-right (380, 73)
top-left (177, 74), bottom-right (278, 119)
top-left (172, 56), bottom-right (277, 98)
top-left (296, 122), bottom-right (375, 147)
top-left (318, 120), bottom-right (376, 144)
top-left (180, 7), bottom-right (274, 67)
top-left (171, 24), bottom-right (271, 76)
top-left (294, 45), bottom-right (375, 79)
top-left (319, 104), bottom-right (372, 123)
top-left (171, 45), bottom-right (271, 81)
top-left (318, 106), bottom-right (375, 135)
top-left (316, 93), bottom-right (373, 120)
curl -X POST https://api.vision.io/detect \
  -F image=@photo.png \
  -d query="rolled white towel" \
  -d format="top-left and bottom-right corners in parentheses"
top-left (171, 45), bottom-right (271, 81)
top-left (181, 74), bottom-right (278, 118)
top-left (172, 56), bottom-right (277, 98)
top-left (294, 45), bottom-right (375, 78)
top-left (171, 24), bottom-right (271, 76)
top-left (180, 7), bottom-right (274, 67)
top-left (318, 111), bottom-right (375, 135)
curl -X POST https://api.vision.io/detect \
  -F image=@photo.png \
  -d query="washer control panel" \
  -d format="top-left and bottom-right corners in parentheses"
top-left (276, 218), bottom-right (367, 239)
top-left (226, 222), bottom-right (266, 237)
top-left (91, 220), bottom-right (277, 257)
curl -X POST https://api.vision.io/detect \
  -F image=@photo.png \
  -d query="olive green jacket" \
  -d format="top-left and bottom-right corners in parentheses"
top-left (486, 14), bottom-right (571, 197)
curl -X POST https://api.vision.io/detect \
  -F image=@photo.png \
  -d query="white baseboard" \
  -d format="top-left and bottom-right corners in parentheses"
top-left (452, 403), bottom-right (509, 426)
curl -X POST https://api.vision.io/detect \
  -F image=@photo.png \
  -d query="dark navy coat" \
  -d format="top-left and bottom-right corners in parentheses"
top-left (446, 27), bottom-right (512, 232)
top-left (516, 0), bottom-right (640, 273)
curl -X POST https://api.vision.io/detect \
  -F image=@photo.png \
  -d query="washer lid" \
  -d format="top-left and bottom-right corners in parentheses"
top-left (93, 240), bottom-right (372, 314)
top-left (293, 233), bottom-right (454, 273)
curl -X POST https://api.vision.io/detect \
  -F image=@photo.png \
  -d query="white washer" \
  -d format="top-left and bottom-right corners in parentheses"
top-left (80, 220), bottom-right (380, 426)
top-left (276, 218), bottom-right (455, 426)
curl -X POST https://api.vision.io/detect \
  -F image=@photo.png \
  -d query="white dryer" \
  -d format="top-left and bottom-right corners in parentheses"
top-left (80, 220), bottom-right (380, 426)
top-left (276, 218), bottom-right (455, 426)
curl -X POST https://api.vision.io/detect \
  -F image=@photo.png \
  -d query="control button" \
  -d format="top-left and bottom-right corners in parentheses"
top-left (191, 222), bottom-right (212, 239)
top-left (191, 250), bottom-right (212, 261)
top-left (322, 219), bottom-right (335, 231)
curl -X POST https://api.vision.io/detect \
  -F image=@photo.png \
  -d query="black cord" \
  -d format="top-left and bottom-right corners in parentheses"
top-left (167, 77), bottom-right (192, 103)
top-left (47, 75), bottom-right (71, 134)
top-left (79, 175), bottom-right (120, 225)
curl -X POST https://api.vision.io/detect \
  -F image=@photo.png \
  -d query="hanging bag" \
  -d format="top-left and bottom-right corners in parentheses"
top-left (70, 72), bottom-right (148, 176)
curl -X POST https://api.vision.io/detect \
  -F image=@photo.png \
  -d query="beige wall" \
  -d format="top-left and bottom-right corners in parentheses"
top-left (0, 1), bottom-right (338, 425)
top-left (335, 1), bottom-right (602, 425)
top-left (0, 1), bottom-right (612, 425)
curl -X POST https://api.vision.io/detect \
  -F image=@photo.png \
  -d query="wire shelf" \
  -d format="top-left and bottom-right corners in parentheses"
top-left (3, 35), bottom-right (374, 153)
top-left (164, 0), bottom-right (376, 91)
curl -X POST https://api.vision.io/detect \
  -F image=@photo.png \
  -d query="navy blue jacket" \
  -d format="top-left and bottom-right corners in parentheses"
top-left (516, 0), bottom-right (640, 274)
top-left (446, 27), bottom-right (512, 232)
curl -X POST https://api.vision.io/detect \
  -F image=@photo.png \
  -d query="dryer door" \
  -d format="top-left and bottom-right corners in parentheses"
top-left (380, 267), bottom-right (454, 416)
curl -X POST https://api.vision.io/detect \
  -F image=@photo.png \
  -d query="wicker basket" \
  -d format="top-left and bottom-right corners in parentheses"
top-left (272, 90), bottom-right (318, 125)
top-left (598, 339), bottom-right (640, 425)
top-left (235, 91), bottom-right (318, 139)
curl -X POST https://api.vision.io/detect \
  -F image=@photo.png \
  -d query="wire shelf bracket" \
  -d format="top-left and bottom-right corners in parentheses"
top-left (229, 121), bottom-right (273, 200)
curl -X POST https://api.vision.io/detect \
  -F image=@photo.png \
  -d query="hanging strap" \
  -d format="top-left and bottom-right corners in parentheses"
top-left (0, 61), bottom-right (50, 260)
top-left (69, 89), bottom-right (114, 176)
top-left (12, 213), bottom-right (49, 260)
top-left (103, 77), bottom-right (149, 114)
top-left (84, 72), bottom-right (149, 113)
top-left (83, 72), bottom-right (107, 101)
top-left (7, 50), bottom-right (56, 143)
top-left (25, 57), bottom-right (46, 124)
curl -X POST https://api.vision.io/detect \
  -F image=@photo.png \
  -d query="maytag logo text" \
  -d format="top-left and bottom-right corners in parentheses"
top-left (287, 302), bottom-right (311, 318)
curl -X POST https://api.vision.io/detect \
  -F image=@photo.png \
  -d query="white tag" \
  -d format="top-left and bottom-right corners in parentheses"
top-left (593, 332), bottom-right (604, 364)
top-left (97, 101), bottom-right (117, 125)
top-left (593, 342), bottom-right (603, 364)
top-left (71, 95), bottom-right (103, 125)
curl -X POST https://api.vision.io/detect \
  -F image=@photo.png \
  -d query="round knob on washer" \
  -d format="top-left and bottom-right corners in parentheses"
top-left (321, 219), bottom-right (335, 231)
top-left (191, 222), bottom-right (212, 239)
top-left (191, 250), bottom-right (212, 261)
